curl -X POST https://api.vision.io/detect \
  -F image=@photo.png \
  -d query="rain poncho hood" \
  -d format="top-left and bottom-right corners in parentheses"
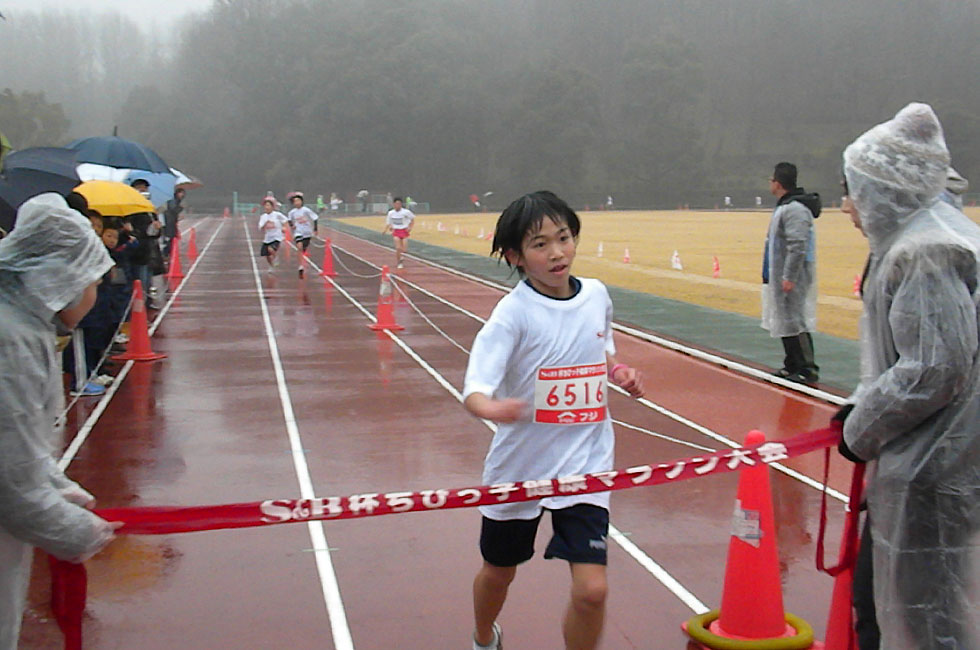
top-left (843, 102), bottom-right (980, 648)
top-left (0, 192), bottom-right (116, 648)
top-left (760, 188), bottom-right (820, 337)
top-left (0, 192), bottom-right (113, 316)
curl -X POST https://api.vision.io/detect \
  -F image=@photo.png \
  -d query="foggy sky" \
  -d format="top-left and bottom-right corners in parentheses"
top-left (0, 0), bottom-right (207, 31)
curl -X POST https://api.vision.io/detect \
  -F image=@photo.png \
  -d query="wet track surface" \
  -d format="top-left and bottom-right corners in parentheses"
top-left (22, 216), bottom-right (851, 649)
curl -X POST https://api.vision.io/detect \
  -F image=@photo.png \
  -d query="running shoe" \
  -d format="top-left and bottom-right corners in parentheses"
top-left (397, 262), bottom-right (404, 269)
top-left (72, 381), bottom-right (106, 397)
top-left (93, 374), bottom-right (115, 386)
top-left (298, 268), bottom-right (305, 278)
top-left (113, 333), bottom-right (129, 344)
top-left (472, 622), bottom-right (501, 650)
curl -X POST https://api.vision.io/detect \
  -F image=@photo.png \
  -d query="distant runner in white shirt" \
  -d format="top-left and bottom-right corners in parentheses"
top-left (382, 197), bottom-right (415, 270)
top-left (462, 190), bottom-right (645, 650)
top-left (287, 193), bottom-right (318, 278)
top-left (257, 199), bottom-right (288, 272)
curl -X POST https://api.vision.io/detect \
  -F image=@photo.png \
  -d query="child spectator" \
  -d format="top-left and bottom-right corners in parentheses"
top-left (463, 191), bottom-right (645, 650)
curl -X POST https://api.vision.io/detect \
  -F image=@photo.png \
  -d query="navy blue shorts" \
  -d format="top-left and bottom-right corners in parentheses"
top-left (479, 504), bottom-right (609, 567)
top-left (260, 240), bottom-right (281, 256)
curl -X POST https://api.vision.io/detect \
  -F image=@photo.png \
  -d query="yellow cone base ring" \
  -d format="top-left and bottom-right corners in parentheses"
top-left (683, 609), bottom-right (815, 650)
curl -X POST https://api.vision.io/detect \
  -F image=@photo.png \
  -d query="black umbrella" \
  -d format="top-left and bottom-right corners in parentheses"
top-left (3, 147), bottom-right (80, 179)
top-left (0, 147), bottom-right (82, 234)
top-left (67, 136), bottom-right (171, 174)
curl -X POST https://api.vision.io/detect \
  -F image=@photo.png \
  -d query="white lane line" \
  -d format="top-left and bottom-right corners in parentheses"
top-left (328, 240), bottom-right (848, 503)
top-left (298, 247), bottom-right (711, 614)
top-left (59, 219), bottom-right (226, 471)
top-left (244, 222), bottom-right (354, 650)
top-left (328, 230), bottom-right (847, 404)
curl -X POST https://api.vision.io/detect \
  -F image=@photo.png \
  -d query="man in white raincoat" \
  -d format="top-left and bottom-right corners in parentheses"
top-left (839, 103), bottom-right (980, 649)
top-left (0, 193), bottom-right (120, 648)
top-left (762, 161), bottom-right (822, 383)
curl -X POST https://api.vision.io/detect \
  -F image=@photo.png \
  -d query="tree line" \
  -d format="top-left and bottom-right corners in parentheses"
top-left (2, 0), bottom-right (978, 210)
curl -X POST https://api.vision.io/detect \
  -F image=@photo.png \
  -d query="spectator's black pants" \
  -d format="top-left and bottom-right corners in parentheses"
top-left (781, 332), bottom-right (818, 376)
top-left (853, 517), bottom-right (880, 649)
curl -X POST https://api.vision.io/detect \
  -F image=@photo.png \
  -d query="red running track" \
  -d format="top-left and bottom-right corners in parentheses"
top-left (21, 216), bottom-right (853, 649)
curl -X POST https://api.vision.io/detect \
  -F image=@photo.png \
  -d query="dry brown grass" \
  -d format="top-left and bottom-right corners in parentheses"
top-left (340, 207), bottom-right (980, 341)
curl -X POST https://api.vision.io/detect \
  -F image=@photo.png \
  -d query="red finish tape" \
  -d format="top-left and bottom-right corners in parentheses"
top-left (95, 427), bottom-right (841, 535)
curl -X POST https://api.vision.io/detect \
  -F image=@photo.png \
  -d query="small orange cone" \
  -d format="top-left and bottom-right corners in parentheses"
top-left (187, 227), bottom-right (199, 260)
top-left (112, 280), bottom-right (166, 362)
top-left (683, 430), bottom-right (819, 648)
top-left (223, 207), bottom-right (230, 218)
top-left (623, 247), bottom-right (631, 263)
top-left (319, 238), bottom-right (337, 277)
top-left (283, 225), bottom-right (292, 260)
top-left (368, 265), bottom-right (404, 331)
top-left (712, 256), bottom-right (721, 278)
top-left (852, 274), bottom-right (861, 297)
top-left (166, 239), bottom-right (184, 289)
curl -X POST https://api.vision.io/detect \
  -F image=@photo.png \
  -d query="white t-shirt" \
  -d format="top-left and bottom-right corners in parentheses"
top-left (386, 208), bottom-right (415, 230)
top-left (288, 206), bottom-right (318, 238)
top-left (258, 211), bottom-right (288, 243)
top-left (463, 278), bottom-right (616, 520)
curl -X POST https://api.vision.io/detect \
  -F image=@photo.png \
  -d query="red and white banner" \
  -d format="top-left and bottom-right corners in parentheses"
top-left (95, 427), bottom-right (841, 535)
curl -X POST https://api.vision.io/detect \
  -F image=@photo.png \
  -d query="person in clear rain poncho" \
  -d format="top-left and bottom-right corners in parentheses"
top-left (0, 193), bottom-right (121, 649)
top-left (762, 162), bottom-right (822, 384)
top-left (838, 103), bottom-right (980, 649)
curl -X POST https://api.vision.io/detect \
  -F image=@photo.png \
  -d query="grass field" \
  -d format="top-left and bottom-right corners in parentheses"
top-left (339, 207), bottom-right (980, 341)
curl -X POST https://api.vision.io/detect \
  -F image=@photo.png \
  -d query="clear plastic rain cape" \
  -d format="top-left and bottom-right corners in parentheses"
top-left (0, 193), bottom-right (116, 649)
top-left (843, 103), bottom-right (980, 649)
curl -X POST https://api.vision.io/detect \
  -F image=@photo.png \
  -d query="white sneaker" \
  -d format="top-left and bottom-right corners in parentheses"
top-left (93, 374), bottom-right (115, 386)
top-left (472, 622), bottom-right (501, 650)
top-left (397, 262), bottom-right (405, 269)
top-left (113, 333), bottom-right (129, 344)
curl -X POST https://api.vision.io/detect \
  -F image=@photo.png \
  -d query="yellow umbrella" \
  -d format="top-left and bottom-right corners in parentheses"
top-left (74, 180), bottom-right (155, 217)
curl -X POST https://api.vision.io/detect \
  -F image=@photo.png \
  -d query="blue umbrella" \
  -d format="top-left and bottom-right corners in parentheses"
top-left (3, 147), bottom-right (80, 179)
top-left (125, 169), bottom-right (176, 208)
top-left (67, 136), bottom-right (171, 174)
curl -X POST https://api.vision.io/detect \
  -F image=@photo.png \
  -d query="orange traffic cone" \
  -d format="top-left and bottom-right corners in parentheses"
top-left (187, 227), bottom-right (198, 261)
top-left (319, 238), bottom-right (337, 277)
top-left (166, 240), bottom-right (184, 289)
top-left (283, 225), bottom-right (292, 260)
top-left (623, 247), bottom-right (631, 263)
top-left (683, 430), bottom-right (820, 648)
top-left (368, 265), bottom-right (404, 331)
top-left (223, 207), bottom-right (231, 218)
top-left (112, 280), bottom-right (166, 362)
top-left (712, 256), bottom-right (721, 278)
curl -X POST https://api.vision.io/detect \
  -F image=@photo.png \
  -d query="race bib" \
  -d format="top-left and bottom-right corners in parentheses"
top-left (534, 363), bottom-right (607, 424)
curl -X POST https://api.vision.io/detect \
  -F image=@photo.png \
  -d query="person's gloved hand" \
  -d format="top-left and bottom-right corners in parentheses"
top-left (838, 437), bottom-right (865, 463)
top-left (831, 403), bottom-right (854, 424)
top-left (67, 517), bottom-right (123, 564)
top-left (831, 404), bottom-right (865, 463)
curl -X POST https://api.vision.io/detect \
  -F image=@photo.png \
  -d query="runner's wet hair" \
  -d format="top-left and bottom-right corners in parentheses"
top-left (492, 190), bottom-right (580, 272)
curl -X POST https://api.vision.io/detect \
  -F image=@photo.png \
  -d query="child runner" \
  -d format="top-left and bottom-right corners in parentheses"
top-left (382, 196), bottom-right (415, 270)
top-left (463, 191), bottom-right (645, 650)
top-left (288, 193), bottom-right (318, 278)
top-left (258, 199), bottom-right (288, 272)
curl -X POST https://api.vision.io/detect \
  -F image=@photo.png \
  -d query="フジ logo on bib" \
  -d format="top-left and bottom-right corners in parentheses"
top-left (533, 363), bottom-right (607, 424)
